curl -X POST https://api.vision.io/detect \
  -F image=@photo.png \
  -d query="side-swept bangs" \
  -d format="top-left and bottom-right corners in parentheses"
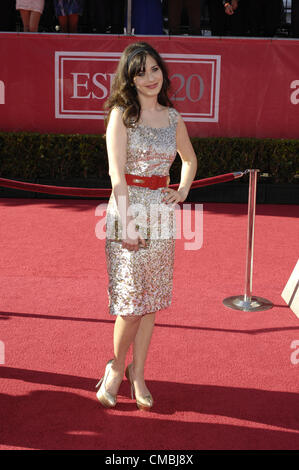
top-left (126, 51), bottom-right (147, 83)
top-left (104, 42), bottom-right (172, 128)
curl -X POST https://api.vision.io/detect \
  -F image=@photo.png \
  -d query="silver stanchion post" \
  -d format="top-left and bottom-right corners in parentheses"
top-left (223, 169), bottom-right (273, 312)
top-left (126, 0), bottom-right (132, 35)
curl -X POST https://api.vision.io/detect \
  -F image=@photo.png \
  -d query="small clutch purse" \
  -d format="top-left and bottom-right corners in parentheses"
top-left (107, 221), bottom-right (149, 248)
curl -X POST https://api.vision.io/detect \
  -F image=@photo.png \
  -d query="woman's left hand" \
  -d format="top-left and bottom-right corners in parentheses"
top-left (161, 188), bottom-right (187, 205)
top-left (231, 0), bottom-right (238, 11)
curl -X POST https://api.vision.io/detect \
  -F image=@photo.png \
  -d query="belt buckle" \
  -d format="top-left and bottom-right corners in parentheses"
top-left (132, 178), bottom-right (144, 184)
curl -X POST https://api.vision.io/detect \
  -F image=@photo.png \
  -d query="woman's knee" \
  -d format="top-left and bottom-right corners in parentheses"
top-left (124, 315), bottom-right (141, 324)
top-left (117, 314), bottom-right (141, 325)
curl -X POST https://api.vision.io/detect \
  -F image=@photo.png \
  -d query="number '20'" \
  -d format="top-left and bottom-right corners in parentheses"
top-left (170, 74), bottom-right (204, 102)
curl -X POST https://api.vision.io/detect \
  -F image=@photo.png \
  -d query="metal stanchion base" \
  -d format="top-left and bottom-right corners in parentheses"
top-left (223, 295), bottom-right (273, 312)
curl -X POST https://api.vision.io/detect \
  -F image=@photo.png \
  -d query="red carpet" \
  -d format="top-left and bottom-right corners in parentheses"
top-left (0, 199), bottom-right (298, 450)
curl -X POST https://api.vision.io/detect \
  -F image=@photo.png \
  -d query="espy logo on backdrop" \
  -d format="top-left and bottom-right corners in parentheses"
top-left (54, 51), bottom-right (221, 122)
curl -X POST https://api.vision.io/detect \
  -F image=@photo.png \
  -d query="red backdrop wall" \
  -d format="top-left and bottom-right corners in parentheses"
top-left (0, 33), bottom-right (298, 138)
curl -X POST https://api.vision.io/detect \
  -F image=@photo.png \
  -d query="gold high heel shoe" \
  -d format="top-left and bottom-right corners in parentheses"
top-left (125, 363), bottom-right (153, 411)
top-left (95, 359), bottom-right (117, 408)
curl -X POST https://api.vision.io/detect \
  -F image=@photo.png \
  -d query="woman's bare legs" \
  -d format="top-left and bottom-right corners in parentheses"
top-left (104, 315), bottom-right (141, 396)
top-left (19, 10), bottom-right (30, 31)
top-left (103, 312), bottom-right (156, 398)
top-left (58, 14), bottom-right (79, 33)
top-left (58, 15), bottom-right (68, 32)
top-left (132, 312), bottom-right (156, 398)
top-left (20, 10), bottom-right (41, 32)
top-left (68, 14), bottom-right (79, 33)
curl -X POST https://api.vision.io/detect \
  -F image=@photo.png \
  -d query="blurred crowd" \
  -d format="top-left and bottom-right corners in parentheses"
top-left (0, 0), bottom-right (298, 38)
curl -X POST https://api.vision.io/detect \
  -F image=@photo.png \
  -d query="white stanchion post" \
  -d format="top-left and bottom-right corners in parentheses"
top-left (281, 259), bottom-right (299, 317)
top-left (223, 169), bottom-right (273, 312)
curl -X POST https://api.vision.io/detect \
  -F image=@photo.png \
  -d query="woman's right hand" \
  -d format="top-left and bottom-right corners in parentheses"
top-left (224, 2), bottom-right (234, 15)
top-left (122, 229), bottom-right (146, 251)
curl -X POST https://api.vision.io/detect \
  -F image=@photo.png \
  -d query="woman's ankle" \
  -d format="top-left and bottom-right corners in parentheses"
top-left (112, 357), bottom-right (126, 372)
top-left (131, 363), bottom-right (145, 380)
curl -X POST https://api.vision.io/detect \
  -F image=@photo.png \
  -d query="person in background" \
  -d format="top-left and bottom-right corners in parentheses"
top-left (131, 0), bottom-right (163, 35)
top-left (0, 0), bottom-right (17, 31)
top-left (291, 0), bottom-right (299, 37)
top-left (16, 0), bottom-right (45, 31)
top-left (247, 0), bottom-right (283, 37)
top-left (168, 0), bottom-right (201, 35)
top-left (207, 0), bottom-right (248, 36)
top-left (53, 0), bottom-right (84, 33)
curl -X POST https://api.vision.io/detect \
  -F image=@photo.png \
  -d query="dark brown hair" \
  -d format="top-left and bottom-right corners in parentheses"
top-left (104, 42), bottom-right (173, 128)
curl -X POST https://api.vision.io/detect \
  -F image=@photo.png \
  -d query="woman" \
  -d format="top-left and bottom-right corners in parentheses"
top-left (16, 0), bottom-right (45, 32)
top-left (96, 42), bottom-right (197, 411)
top-left (53, 0), bottom-right (84, 33)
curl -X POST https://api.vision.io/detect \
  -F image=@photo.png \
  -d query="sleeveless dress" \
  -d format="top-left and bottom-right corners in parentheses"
top-left (105, 107), bottom-right (179, 316)
top-left (53, 0), bottom-right (84, 17)
top-left (16, 0), bottom-right (44, 14)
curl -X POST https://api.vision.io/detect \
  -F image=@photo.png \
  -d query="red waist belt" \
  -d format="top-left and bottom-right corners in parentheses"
top-left (125, 173), bottom-right (169, 190)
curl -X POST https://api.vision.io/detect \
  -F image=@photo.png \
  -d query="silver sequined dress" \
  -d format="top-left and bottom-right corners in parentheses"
top-left (105, 107), bottom-right (179, 316)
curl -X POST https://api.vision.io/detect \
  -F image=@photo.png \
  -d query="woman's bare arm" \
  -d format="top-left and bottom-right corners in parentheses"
top-left (176, 114), bottom-right (198, 201)
top-left (162, 113), bottom-right (197, 205)
top-left (106, 108), bottom-right (145, 250)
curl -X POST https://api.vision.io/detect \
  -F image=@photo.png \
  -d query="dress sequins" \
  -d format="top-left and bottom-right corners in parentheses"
top-left (105, 107), bottom-right (179, 316)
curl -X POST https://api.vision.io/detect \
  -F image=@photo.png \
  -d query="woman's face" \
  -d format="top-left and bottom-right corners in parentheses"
top-left (133, 54), bottom-right (163, 99)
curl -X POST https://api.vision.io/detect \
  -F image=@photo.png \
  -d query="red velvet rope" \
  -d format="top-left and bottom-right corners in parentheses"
top-left (0, 172), bottom-right (241, 198)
